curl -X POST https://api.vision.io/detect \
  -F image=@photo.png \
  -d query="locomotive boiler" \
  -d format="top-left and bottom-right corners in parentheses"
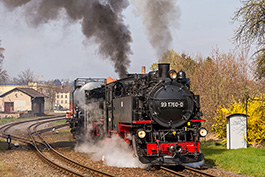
top-left (69, 63), bottom-right (207, 166)
top-left (70, 78), bottom-right (105, 139)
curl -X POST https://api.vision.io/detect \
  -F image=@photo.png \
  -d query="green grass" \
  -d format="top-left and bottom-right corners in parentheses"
top-left (0, 141), bottom-right (7, 151)
top-left (0, 114), bottom-right (62, 126)
top-left (201, 142), bottom-right (265, 177)
top-left (60, 128), bottom-right (70, 133)
top-left (0, 117), bottom-right (19, 126)
top-left (50, 119), bottom-right (67, 125)
top-left (0, 116), bottom-right (40, 125)
top-left (0, 141), bottom-right (21, 176)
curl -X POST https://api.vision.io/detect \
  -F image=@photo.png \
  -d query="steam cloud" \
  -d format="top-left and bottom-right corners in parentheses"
top-left (75, 101), bottom-right (145, 168)
top-left (75, 135), bottom-right (146, 168)
top-left (2, 0), bottom-right (132, 78)
top-left (132, 0), bottom-right (181, 58)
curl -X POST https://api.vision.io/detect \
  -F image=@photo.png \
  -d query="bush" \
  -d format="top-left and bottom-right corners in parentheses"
top-left (212, 96), bottom-right (265, 146)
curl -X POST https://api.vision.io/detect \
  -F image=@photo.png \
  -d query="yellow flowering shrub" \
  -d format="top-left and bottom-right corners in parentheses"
top-left (212, 97), bottom-right (265, 146)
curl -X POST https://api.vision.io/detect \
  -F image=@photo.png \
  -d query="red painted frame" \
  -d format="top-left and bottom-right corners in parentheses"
top-left (132, 120), bottom-right (153, 124)
top-left (146, 142), bottom-right (200, 156)
top-left (190, 119), bottom-right (206, 122)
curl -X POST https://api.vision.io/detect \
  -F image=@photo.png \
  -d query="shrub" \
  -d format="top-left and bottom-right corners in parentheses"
top-left (212, 96), bottom-right (265, 146)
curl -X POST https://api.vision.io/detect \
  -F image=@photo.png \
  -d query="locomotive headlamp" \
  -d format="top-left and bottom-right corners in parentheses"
top-left (169, 145), bottom-right (175, 153)
top-left (168, 144), bottom-right (182, 153)
top-left (199, 127), bottom-right (208, 137)
top-left (176, 145), bottom-right (182, 153)
top-left (137, 130), bottom-right (146, 138)
top-left (168, 70), bottom-right (177, 80)
top-left (177, 70), bottom-right (186, 79)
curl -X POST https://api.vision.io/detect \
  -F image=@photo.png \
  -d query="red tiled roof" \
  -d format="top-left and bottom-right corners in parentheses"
top-left (56, 85), bottom-right (72, 93)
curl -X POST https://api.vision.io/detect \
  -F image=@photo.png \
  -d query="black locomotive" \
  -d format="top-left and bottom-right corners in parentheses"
top-left (69, 63), bottom-right (207, 166)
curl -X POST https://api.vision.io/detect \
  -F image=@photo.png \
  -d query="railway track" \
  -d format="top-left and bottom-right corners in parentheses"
top-left (1, 116), bottom-right (221, 177)
top-left (161, 166), bottom-right (219, 177)
top-left (29, 120), bottom-right (116, 177)
top-left (0, 116), bottom-right (116, 177)
top-left (0, 116), bottom-right (65, 144)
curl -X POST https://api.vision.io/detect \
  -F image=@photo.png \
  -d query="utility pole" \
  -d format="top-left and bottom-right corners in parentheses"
top-left (35, 74), bottom-right (43, 83)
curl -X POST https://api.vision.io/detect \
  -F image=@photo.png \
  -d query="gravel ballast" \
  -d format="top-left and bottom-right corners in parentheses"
top-left (0, 119), bottom-right (250, 177)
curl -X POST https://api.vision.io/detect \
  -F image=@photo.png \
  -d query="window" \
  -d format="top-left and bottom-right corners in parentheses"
top-left (65, 100), bottom-right (67, 104)
top-left (65, 94), bottom-right (67, 98)
top-left (61, 95), bottom-right (63, 98)
top-left (61, 100), bottom-right (63, 104)
top-left (57, 101), bottom-right (59, 104)
top-left (4, 102), bottom-right (14, 113)
top-left (57, 95), bottom-right (59, 98)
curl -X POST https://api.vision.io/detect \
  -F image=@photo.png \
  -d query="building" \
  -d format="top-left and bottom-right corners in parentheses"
top-left (28, 82), bottom-right (57, 111)
top-left (55, 85), bottom-right (72, 110)
top-left (0, 87), bottom-right (45, 115)
top-left (0, 84), bottom-right (28, 96)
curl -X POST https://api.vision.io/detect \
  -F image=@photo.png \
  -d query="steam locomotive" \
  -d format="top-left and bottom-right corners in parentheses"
top-left (69, 63), bottom-right (207, 166)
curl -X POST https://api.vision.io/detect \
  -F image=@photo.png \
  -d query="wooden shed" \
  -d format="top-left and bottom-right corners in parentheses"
top-left (0, 87), bottom-right (45, 115)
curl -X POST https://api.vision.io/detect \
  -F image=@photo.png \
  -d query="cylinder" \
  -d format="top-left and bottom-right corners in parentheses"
top-left (158, 63), bottom-right (170, 79)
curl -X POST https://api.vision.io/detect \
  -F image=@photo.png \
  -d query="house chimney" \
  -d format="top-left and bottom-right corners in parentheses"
top-left (142, 66), bottom-right (146, 74)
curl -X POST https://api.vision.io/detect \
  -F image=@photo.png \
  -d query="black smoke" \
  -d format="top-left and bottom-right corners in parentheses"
top-left (2, 0), bottom-right (132, 78)
top-left (132, 0), bottom-right (181, 58)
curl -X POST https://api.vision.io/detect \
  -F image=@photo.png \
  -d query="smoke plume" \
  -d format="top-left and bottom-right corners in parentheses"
top-left (2, 0), bottom-right (132, 78)
top-left (132, 0), bottom-right (181, 58)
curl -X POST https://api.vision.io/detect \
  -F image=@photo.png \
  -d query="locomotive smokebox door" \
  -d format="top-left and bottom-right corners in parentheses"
top-left (149, 82), bottom-right (194, 128)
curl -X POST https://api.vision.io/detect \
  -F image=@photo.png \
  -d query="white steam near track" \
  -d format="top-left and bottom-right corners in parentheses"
top-left (75, 99), bottom-right (145, 168)
top-left (132, 0), bottom-right (181, 59)
top-left (75, 136), bottom-right (146, 168)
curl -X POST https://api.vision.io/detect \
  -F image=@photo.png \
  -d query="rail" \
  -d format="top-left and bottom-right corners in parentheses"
top-left (161, 166), bottom-right (219, 177)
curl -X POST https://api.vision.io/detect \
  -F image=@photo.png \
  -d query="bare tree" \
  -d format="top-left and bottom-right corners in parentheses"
top-left (14, 68), bottom-right (34, 85)
top-left (191, 48), bottom-right (254, 127)
top-left (150, 48), bottom-right (257, 130)
top-left (233, 0), bottom-right (265, 79)
top-left (233, 0), bottom-right (265, 54)
top-left (154, 50), bottom-right (198, 76)
top-left (0, 40), bottom-right (8, 84)
top-left (38, 81), bottom-right (57, 111)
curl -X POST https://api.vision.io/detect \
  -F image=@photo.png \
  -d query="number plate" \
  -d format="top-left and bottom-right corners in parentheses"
top-left (160, 101), bottom-right (184, 108)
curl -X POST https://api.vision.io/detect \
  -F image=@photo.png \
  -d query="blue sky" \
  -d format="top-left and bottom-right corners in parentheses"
top-left (0, 0), bottom-right (242, 81)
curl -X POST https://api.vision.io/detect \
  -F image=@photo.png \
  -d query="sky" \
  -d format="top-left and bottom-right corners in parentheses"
top-left (0, 0), bottom-right (242, 81)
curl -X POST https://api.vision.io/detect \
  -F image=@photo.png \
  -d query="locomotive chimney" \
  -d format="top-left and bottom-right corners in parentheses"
top-left (141, 66), bottom-right (146, 74)
top-left (158, 63), bottom-right (170, 79)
